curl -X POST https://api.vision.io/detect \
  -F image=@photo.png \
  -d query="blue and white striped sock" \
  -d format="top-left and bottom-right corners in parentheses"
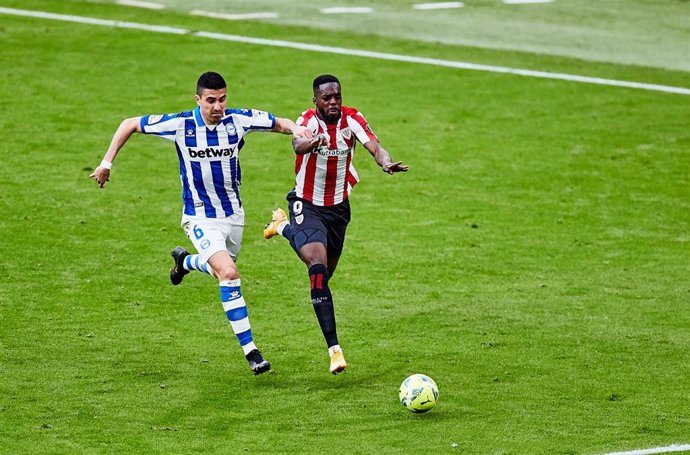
top-left (184, 254), bottom-right (214, 276)
top-left (220, 279), bottom-right (257, 355)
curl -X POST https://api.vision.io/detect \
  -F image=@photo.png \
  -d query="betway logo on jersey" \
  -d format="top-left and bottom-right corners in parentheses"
top-left (314, 146), bottom-right (349, 157)
top-left (188, 147), bottom-right (236, 158)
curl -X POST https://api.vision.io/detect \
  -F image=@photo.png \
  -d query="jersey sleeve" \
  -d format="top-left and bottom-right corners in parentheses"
top-left (140, 113), bottom-right (185, 141)
top-left (228, 109), bottom-right (276, 134)
top-left (347, 111), bottom-right (378, 144)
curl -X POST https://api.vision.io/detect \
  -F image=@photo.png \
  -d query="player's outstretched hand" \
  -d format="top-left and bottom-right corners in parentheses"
top-left (382, 161), bottom-right (409, 175)
top-left (89, 166), bottom-right (111, 188)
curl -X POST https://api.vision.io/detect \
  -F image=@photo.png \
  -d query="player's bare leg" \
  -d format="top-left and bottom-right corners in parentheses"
top-left (299, 242), bottom-right (347, 374)
top-left (207, 251), bottom-right (271, 375)
top-left (264, 207), bottom-right (346, 374)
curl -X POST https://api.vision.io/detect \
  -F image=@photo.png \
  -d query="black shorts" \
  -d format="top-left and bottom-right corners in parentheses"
top-left (286, 191), bottom-right (351, 259)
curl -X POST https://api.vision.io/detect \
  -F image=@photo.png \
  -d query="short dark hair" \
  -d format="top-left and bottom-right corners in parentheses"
top-left (197, 71), bottom-right (226, 95)
top-left (313, 74), bottom-right (340, 91)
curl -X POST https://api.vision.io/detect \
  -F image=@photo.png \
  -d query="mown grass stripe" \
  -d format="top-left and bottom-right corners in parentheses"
top-left (0, 6), bottom-right (688, 95)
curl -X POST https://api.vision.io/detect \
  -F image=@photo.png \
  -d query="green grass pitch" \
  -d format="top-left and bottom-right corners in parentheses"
top-left (0, 1), bottom-right (688, 454)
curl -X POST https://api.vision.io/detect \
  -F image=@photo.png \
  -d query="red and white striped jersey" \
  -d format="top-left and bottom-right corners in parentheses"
top-left (293, 106), bottom-right (378, 206)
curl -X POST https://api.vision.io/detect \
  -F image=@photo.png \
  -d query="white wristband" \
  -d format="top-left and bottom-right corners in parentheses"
top-left (100, 160), bottom-right (113, 170)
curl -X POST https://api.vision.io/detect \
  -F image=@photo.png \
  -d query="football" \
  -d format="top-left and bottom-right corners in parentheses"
top-left (399, 374), bottom-right (439, 413)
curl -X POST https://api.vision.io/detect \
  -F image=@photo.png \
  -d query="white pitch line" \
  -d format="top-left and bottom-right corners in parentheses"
top-left (320, 7), bottom-right (373, 14)
top-left (503, 0), bottom-right (554, 4)
top-left (190, 10), bottom-right (278, 21)
top-left (597, 444), bottom-right (690, 455)
top-left (0, 7), bottom-right (688, 96)
top-left (413, 2), bottom-right (464, 10)
top-left (116, 0), bottom-right (164, 9)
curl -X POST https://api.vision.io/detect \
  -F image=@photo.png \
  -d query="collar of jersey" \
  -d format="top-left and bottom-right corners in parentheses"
top-left (194, 106), bottom-right (224, 130)
top-left (193, 106), bottom-right (206, 126)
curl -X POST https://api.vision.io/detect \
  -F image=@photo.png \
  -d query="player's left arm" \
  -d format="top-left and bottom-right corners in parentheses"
top-left (273, 117), bottom-right (313, 139)
top-left (349, 110), bottom-right (408, 175)
top-left (363, 140), bottom-right (409, 175)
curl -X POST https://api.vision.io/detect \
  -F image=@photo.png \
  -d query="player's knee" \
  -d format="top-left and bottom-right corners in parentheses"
top-left (216, 263), bottom-right (240, 281)
top-left (299, 246), bottom-right (328, 267)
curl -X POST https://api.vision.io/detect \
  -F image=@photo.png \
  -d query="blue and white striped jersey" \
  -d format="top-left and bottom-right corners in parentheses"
top-left (140, 106), bottom-right (276, 218)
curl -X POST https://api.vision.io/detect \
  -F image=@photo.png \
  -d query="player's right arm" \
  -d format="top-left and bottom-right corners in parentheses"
top-left (293, 134), bottom-right (327, 155)
top-left (90, 116), bottom-right (142, 188)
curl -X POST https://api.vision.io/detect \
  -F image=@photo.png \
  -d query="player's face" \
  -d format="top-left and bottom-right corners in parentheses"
top-left (195, 88), bottom-right (227, 125)
top-left (313, 82), bottom-right (342, 124)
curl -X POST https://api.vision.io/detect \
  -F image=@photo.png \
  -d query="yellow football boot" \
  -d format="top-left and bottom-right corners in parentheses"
top-left (263, 208), bottom-right (288, 239)
top-left (329, 347), bottom-right (347, 375)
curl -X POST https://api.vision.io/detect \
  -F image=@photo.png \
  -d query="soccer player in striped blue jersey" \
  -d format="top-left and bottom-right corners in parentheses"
top-left (90, 72), bottom-right (313, 375)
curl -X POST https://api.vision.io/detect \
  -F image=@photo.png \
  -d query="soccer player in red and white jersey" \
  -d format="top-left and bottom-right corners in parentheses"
top-left (263, 74), bottom-right (408, 374)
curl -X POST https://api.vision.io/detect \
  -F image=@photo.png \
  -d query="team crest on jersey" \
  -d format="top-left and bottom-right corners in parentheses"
top-left (225, 124), bottom-right (237, 135)
top-left (341, 127), bottom-right (351, 140)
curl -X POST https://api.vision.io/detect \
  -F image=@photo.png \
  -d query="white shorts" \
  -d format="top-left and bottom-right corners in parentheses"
top-left (181, 210), bottom-right (244, 264)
